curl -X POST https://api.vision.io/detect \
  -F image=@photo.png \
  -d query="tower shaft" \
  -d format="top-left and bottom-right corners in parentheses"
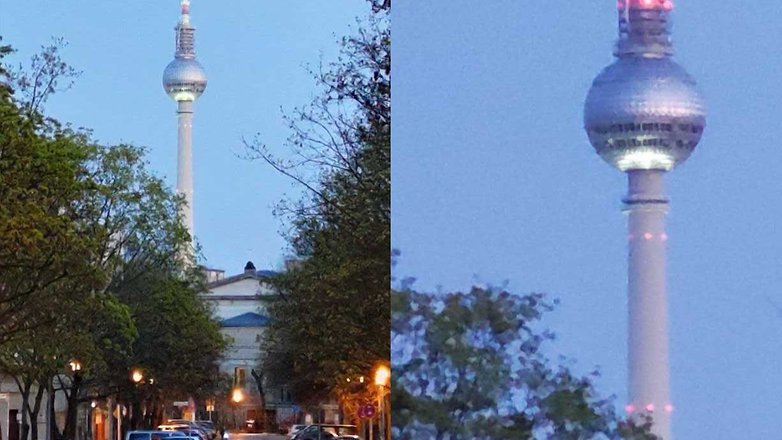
top-left (624, 169), bottom-right (671, 439)
top-left (177, 100), bottom-right (194, 238)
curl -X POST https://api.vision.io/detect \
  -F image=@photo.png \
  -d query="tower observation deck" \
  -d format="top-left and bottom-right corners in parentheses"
top-left (583, 0), bottom-right (705, 438)
top-left (162, 0), bottom-right (207, 243)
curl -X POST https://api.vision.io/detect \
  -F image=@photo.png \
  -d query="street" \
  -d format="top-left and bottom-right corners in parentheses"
top-left (229, 433), bottom-right (286, 440)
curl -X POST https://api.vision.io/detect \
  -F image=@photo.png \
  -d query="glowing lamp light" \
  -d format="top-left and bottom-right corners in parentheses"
top-left (374, 364), bottom-right (391, 387)
top-left (131, 369), bottom-right (144, 384)
top-left (90, 401), bottom-right (97, 409)
top-left (625, 404), bottom-right (635, 413)
top-left (643, 232), bottom-right (653, 240)
top-left (664, 404), bottom-right (674, 413)
top-left (645, 403), bottom-right (656, 412)
top-left (231, 388), bottom-right (245, 404)
top-left (660, 233), bottom-right (668, 241)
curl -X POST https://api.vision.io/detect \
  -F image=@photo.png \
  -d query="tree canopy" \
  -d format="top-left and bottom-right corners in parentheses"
top-left (0, 38), bottom-right (227, 439)
top-left (391, 285), bottom-right (657, 440)
top-left (249, 3), bottom-right (390, 414)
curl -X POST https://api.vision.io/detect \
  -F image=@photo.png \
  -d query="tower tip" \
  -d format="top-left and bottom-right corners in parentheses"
top-left (619, 0), bottom-right (673, 10)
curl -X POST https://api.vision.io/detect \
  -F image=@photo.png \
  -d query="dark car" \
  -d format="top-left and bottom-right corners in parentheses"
top-left (126, 431), bottom-right (189, 440)
top-left (292, 424), bottom-right (360, 440)
top-left (195, 421), bottom-right (216, 440)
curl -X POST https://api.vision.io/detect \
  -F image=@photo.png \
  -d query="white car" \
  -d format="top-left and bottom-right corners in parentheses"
top-left (288, 425), bottom-right (309, 439)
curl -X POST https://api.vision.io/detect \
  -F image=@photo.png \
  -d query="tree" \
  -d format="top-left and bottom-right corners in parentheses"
top-left (248, 2), bottom-right (390, 413)
top-left (0, 38), bottom-right (224, 439)
top-left (391, 286), bottom-right (657, 440)
top-left (113, 264), bottom-right (226, 428)
top-left (0, 293), bottom-right (136, 440)
top-left (9, 38), bottom-right (80, 116)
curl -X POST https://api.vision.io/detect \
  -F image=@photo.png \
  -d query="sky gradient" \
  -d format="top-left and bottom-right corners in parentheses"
top-left (2, 0), bottom-right (369, 275)
top-left (393, 1), bottom-right (782, 438)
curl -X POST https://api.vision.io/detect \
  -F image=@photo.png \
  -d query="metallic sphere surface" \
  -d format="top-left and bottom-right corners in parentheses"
top-left (584, 57), bottom-right (705, 171)
top-left (163, 58), bottom-right (207, 101)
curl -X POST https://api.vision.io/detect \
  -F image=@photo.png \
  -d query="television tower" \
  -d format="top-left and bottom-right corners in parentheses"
top-left (583, 0), bottom-right (705, 438)
top-left (162, 0), bottom-right (207, 241)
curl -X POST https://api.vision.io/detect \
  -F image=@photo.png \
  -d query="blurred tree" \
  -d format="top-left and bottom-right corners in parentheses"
top-left (248, 2), bottom-right (390, 412)
top-left (391, 286), bottom-right (657, 440)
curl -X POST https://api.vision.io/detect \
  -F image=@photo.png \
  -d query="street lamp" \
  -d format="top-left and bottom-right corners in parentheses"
top-left (373, 364), bottom-right (390, 440)
top-left (229, 388), bottom-right (244, 430)
top-left (230, 388), bottom-right (244, 404)
top-left (131, 368), bottom-right (144, 384)
top-left (69, 359), bottom-right (82, 372)
top-left (373, 366), bottom-right (389, 388)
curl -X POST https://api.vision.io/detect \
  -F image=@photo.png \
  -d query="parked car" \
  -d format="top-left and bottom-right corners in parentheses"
top-left (126, 431), bottom-right (189, 440)
top-left (288, 424), bottom-right (309, 439)
top-left (292, 424), bottom-right (361, 440)
top-left (195, 421), bottom-right (216, 440)
top-left (158, 424), bottom-right (207, 440)
top-left (165, 420), bottom-right (208, 434)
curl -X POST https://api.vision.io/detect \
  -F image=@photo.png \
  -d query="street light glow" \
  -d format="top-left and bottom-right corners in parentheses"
top-left (131, 368), bottom-right (144, 383)
top-left (374, 364), bottom-right (390, 387)
top-left (231, 387), bottom-right (244, 403)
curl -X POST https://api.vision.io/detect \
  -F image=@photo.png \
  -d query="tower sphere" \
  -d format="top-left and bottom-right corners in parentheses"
top-left (163, 58), bottom-right (207, 102)
top-left (584, 58), bottom-right (705, 171)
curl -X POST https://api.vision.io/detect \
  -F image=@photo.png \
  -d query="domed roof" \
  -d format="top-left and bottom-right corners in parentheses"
top-left (162, 57), bottom-right (207, 101)
top-left (583, 57), bottom-right (705, 171)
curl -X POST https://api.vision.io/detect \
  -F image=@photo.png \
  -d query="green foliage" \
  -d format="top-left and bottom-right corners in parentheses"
top-left (253, 7), bottom-right (390, 409)
top-left (116, 267), bottom-right (226, 402)
top-left (0, 38), bottom-right (226, 437)
top-left (391, 286), bottom-right (658, 440)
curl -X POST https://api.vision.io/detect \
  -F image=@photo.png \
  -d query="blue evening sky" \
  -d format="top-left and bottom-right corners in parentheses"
top-left (393, 1), bottom-right (782, 438)
top-left (2, 1), bottom-right (369, 275)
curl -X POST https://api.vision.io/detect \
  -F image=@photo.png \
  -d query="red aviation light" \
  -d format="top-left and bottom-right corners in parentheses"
top-left (618, 0), bottom-right (673, 10)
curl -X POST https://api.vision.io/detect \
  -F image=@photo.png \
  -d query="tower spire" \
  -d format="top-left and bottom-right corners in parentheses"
top-left (163, 0), bottom-right (207, 247)
top-left (616, 0), bottom-right (674, 58)
top-left (175, 0), bottom-right (196, 59)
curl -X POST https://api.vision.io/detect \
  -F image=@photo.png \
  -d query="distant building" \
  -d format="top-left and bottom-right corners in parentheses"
top-left (199, 262), bottom-right (294, 429)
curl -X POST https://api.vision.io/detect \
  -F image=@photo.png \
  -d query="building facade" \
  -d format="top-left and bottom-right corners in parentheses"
top-left (199, 262), bottom-right (294, 430)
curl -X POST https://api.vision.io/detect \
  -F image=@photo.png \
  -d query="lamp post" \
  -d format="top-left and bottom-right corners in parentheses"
top-left (230, 388), bottom-right (244, 430)
top-left (66, 359), bottom-right (83, 440)
top-left (129, 368), bottom-right (145, 431)
top-left (373, 365), bottom-right (390, 440)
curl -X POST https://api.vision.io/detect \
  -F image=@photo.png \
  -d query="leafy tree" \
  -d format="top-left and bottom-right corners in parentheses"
top-left (391, 286), bottom-right (657, 440)
top-left (0, 39), bottom-right (224, 439)
top-left (249, 2), bottom-right (390, 413)
top-left (9, 38), bottom-right (80, 116)
top-left (114, 264), bottom-right (226, 428)
top-left (0, 293), bottom-right (136, 440)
